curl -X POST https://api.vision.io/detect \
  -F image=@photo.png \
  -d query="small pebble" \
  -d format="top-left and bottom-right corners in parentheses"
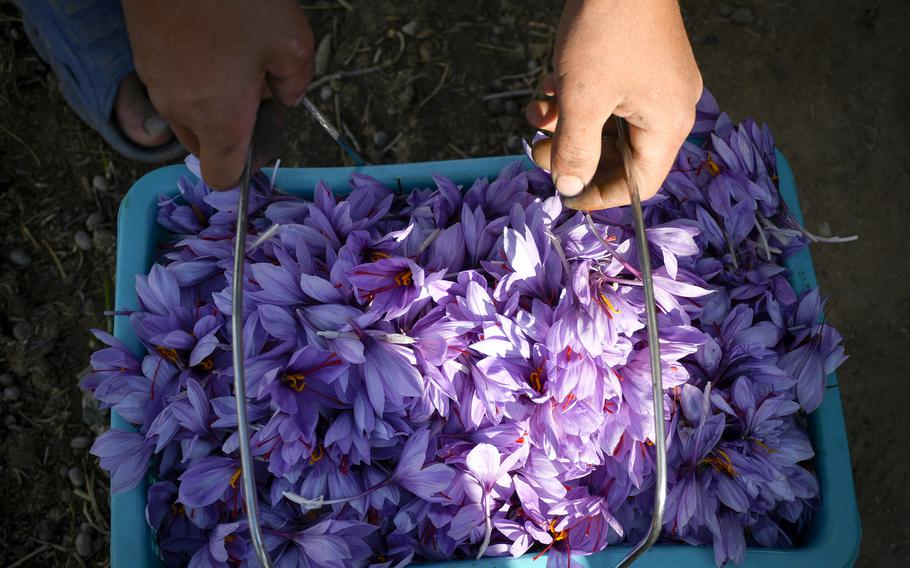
top-left (85, 212), bottom-right (104, 232)
top-left (68, 466), bottom-right (86, 488)
top-left (314, 34), bottom-right (332, 77)
top-left (74, 230), bottom-right (93, 251)
top-left (319, 84), bottom-right (334, 102)
top-left (401, 19), bottom-right (419, 37)
top-left (92, 174), bottom-right (110, 192)
top-left (3, 385), bottom-right (21, 401)
top-left (719, 3), bottom-right (733, 16)
top-left (486, 98), bottom-right (503, 114)
top-left (75, 530), bottom-right (93, 557)
top-left (731, 7), bottom-right (754, 25)
top-left (12, 321), bottom-right (32, 342)
top-left (372, 130), bottom-right (390, 148)
top-left (8, 248), bottom-right (31, 267)
top-left (504, 100), bottom-right (519, 115)
top-left (0, 374), bottom-right (13, 387)
top-left (70, 436), bottom-right (90, 450)
top-left (418, 42), bottom-right (433, 62)
top-left (4, 415), bottom-right (16, 428)
top-left (492, 78), bottom-right (505, 90)
top-left (36, 518), bottom-right (56, 542)
top-left (397, 85), bottom-right (416, 106)
top-left (506, 135), bottom-right (522, 152)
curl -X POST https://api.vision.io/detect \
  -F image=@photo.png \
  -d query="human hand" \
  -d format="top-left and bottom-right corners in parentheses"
top-left (122, 0), bottom-right (314, 189)
top-left (526, 0), bottom-right (702, 210)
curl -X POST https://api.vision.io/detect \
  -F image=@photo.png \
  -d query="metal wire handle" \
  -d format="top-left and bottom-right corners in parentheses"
top-left (614, 116), bottom-right (666, 567)
top-left (231, 145), bottom-right (273, 568)
top-left (231, 97), bottom-right (360, 567)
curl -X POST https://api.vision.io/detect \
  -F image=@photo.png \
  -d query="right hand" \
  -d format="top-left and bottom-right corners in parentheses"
top-left (525, 0), bottom-right (702, 210)
top-left (122, 0), bottom-right (315, 189)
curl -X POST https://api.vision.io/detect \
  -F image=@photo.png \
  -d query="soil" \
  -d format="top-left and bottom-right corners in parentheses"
top-left (0, 1), bottom-right (906, 566)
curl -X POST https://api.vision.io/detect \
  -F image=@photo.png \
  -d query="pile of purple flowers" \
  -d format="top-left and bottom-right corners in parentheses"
top-left (83, 91), bottom-right (846, 567)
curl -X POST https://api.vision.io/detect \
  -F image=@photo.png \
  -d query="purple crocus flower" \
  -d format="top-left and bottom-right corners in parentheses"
top-left (178, 455), bottom-right (242, 508)
top-left (347, 256), bottom-right (447, 319)
top-left (389, 429), bottom-right (455, 501)
top-left (91, 429), bottom-right (155, 493)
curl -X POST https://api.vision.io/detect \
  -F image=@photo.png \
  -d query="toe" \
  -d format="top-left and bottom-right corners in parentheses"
top-left (114, 72), bottom-right (173, 147)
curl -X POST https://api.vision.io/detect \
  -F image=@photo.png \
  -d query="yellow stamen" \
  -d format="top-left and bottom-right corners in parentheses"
top-left (599, 293), bottom-right (621, 314)
top-left (394, 270), bottom-right (413, 287)
top-left (529, 367), bottom-right (543, 393)
top-left (702, 448), bottom-right (736, 477)
top-left (155, 346), bottom-right (180, 364)
top-left (282, 372), bottom-right (307, 392)
top-left (198, 357), bottom-right (214, 371)
top-left (751, 438), bottom-right (777, 453)
top-left (309, 445), bottom-right (324, 464)
top-left (548, 518), bottom-right (568, 541)
top-left (229, 467), bottom-right (242, 489)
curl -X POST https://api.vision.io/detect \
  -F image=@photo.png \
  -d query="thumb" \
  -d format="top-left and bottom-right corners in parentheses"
top-left (549, 82), bottom-right (615, 197)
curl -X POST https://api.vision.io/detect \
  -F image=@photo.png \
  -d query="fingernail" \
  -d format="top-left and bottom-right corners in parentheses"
top-left (555, 175), bottom-right (584, 197)
top-left (144, 115), bottom-right (170, 138)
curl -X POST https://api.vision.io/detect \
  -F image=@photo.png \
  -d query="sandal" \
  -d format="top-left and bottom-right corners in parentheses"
top-left (15, 0), bottom-right (185, 162)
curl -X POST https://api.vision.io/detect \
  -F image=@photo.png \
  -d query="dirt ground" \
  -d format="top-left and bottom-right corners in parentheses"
top-left (0, 0), bottom-right (906, 566)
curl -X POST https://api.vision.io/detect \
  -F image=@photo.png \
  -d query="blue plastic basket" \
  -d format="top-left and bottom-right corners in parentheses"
top-left (110, 153), bottom-right (861, 567)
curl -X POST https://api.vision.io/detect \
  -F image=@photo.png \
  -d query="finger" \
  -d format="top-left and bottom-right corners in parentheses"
top-left (196, 105), bottom-right (258, 191)
top-left (562, 117), bottom-right (690, 211)
top-left (266, 15), bottom-right (315, 107)
top-left (525, 99), bottom-right (559, 132)
top-left (531, 137), bottom-right (622, 173)
top-left (251, 99), bottom-right (288, 168)
top-left (170, 123), bottom-right (200, 156)
top-left (526, 99), bottom-right (619, 138)
top-left (539, 73), bottom-right (556, 97)
top-left (549, 78), bottom-right (616, 197)
top-left (560, 166), bottom-right (629, 211)
top-left (266, 51), bottom-right (314, 108)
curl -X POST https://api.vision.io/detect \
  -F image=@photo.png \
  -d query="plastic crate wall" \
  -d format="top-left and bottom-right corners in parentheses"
top-left (109, 154), bottom-right (861, 567)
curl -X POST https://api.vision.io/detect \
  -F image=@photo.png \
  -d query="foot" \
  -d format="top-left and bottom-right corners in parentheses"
top-left (113, 72), bottom-right (173, 147)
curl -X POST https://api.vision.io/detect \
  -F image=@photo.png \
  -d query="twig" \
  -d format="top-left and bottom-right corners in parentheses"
top-left (343, 36), bottom-right (363, 66)
top-left (495, 67), bottom-right (542, 82)
top-left (30, 540), bottom-right (88, 568)
top-left (9, 544), bottom-right (48, 568)
top-left (447, 143), bottom-right (470, 159)
top-left (20, 225), bottom-right (41, 251)
top-left (386, 31), bottom-right (406, 66)
top-left (335, 0), bottom-right (353, 10)
top-left (379, 131), bottom-right (404, 155)
top-left (481, 88), bottom-right (534, 101)
top-left (418, 64), bottom-right (450, 108)
top-left (43, 240), bottom-right (68, 281)
top-left (308, 66), bottom-right (383, 90)
top-left (341, 120), bottom-right (363, 154)
top-left (0, 123), bottom-right (41, 166)
top-left (476, 42), bottom-right (522, 54)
